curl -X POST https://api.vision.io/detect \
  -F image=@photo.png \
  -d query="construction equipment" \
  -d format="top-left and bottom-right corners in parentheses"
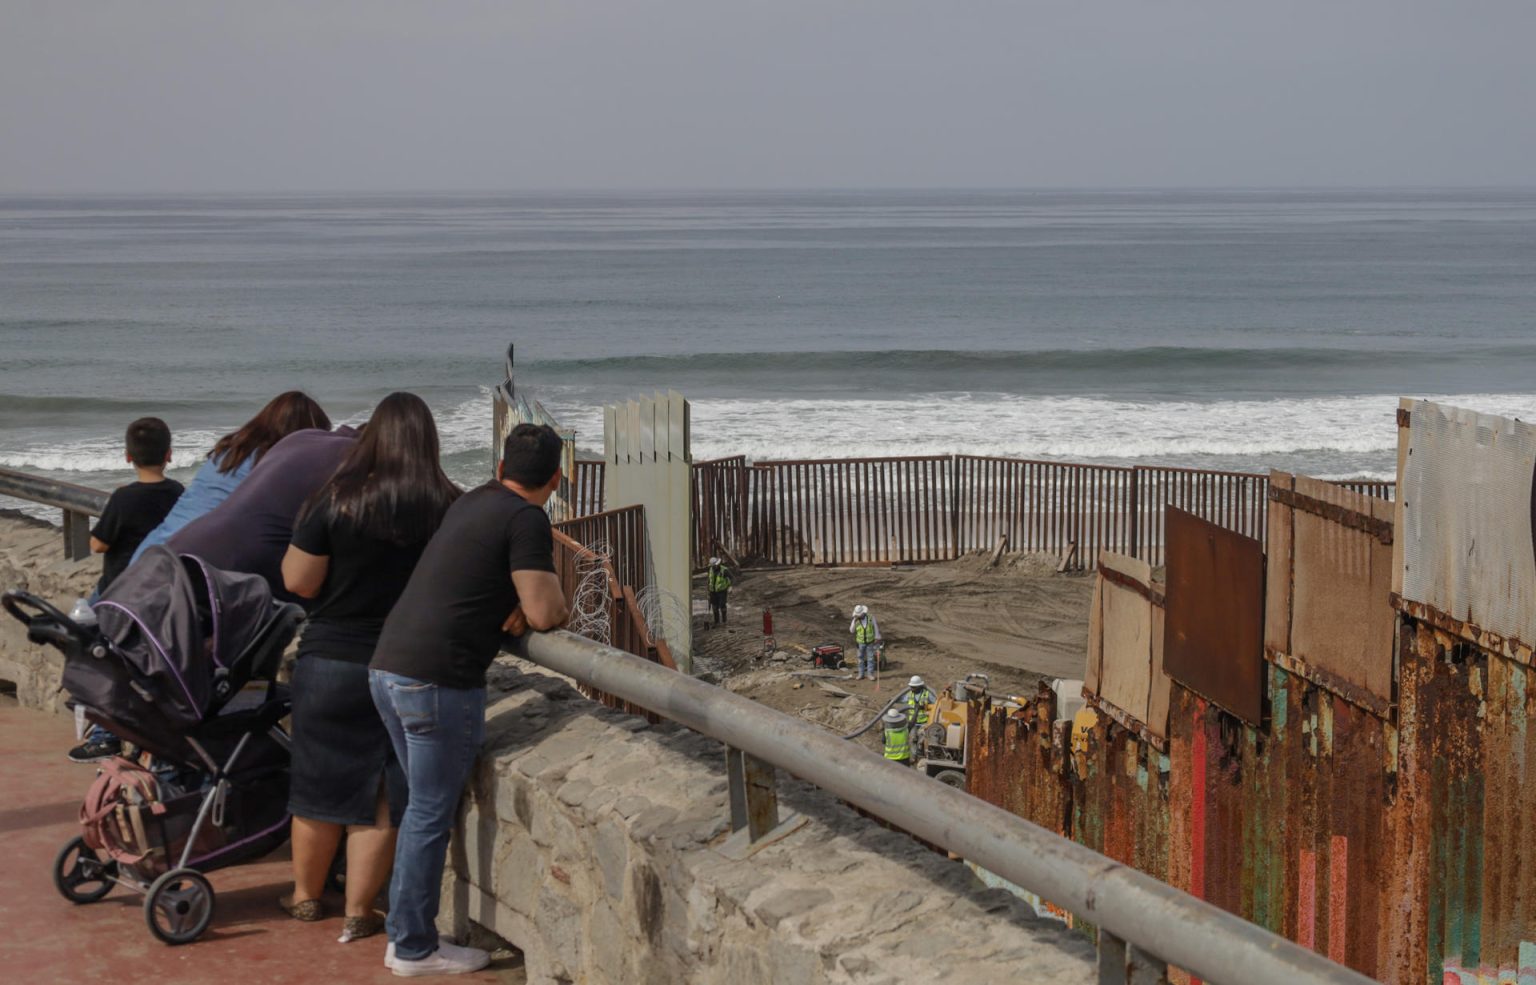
top-left (912, 673), bottom-right (989, 786)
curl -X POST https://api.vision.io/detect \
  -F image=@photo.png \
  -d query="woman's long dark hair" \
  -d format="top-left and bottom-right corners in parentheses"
top-left (209, 391), bottom-right (331, 474)
top-left (301, 391), bottom-right (461, 545)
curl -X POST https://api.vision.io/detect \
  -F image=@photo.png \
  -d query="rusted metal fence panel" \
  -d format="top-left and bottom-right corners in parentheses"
top-left (691, 455), bottom-right (749, 569)
top-left (1084, 553), bottom-right (1172, 745)
top-left (554, 505), bottom-right (648, 597)
top-left (751, 455), bottom-right (956, 565)
top-left (570, 460), bottom-right (606, 518)
top-left (686, 452), bottom-right (1396, 573)
top-left (551, 514), bottom-right (669, 720)
top-left (1163, 507), bottom-right (1266, 726)
top-left (964, 420), bottom-right (1536, 985)
top-left (952, 456), bottom-right (1138, 565)
top-left (1265, 472), bottom-right (1395, 716)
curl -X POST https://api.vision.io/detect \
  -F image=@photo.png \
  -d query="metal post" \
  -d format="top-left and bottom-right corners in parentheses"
top-left (725, 744), bottom-right (778, 841)
top-left (62, 509), bottom-right (92, 562)
top-left (1099, 930), bottom-right (1128, 985)
top-left (1128, 945), bottom-right (1169, 985)
top-left (1100, 933), bottom-right (1168, 985)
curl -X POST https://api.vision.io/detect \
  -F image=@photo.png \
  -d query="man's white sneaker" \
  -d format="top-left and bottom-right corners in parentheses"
top-left (391, 939), bottom-right (491, 977)
top-left (385, 936), bottom-right (463, 970)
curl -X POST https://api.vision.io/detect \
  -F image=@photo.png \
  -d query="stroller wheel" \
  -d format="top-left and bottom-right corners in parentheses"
top-left (53, 836), bottom-right (116, 904)
top-left (144, 868), bottom-right (214, 945)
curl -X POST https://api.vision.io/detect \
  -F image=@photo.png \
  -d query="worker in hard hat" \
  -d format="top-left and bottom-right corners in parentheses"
top-left (881, 707), bottom-right (912, 766)
top-left (849, 604), bottom-right (882, 680)
top-left (706, 556), bottom-right (733, 627)
top-left (902, 675), bottom-right (938, 729)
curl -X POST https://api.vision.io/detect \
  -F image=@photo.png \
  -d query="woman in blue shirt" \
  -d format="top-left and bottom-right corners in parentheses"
top-left (132, 391), bottom-right (330, 563)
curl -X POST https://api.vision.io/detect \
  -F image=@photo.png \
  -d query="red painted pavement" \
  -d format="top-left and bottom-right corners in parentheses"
top-left (0, 698), bottom-right (520, 984)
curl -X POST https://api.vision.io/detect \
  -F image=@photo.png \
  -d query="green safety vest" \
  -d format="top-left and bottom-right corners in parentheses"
top-left (854, 618), bottom-right (878, 645)
top-left (708, 566), bottom-right (731, 592)
top-left (883, 723), bottom-right (910, 761)
top-left (904, 688), bottom-right (937, 726)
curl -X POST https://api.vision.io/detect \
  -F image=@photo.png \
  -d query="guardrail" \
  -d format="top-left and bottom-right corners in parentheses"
top-left (509, 628), bottom-right (1376, 985)
top-left (0, 467), bottom-right (110, 561)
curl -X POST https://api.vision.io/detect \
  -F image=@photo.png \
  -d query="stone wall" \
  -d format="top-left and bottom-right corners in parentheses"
top-left (0, 512), bottom-right (1098, 984)
top-left (446, 659), bottom-right (1097, 985)
top-left (0, 512), bottom-right (96, 712)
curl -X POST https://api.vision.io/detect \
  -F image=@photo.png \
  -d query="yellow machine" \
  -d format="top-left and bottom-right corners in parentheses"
top-left (913, 673), bottom-right (989, 786)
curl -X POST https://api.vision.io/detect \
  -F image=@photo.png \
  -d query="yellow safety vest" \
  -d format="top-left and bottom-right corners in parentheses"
top-left (904, 688), bottom-right (936, 726)
top-left (883, 723), bottom-right (910, 761)
top-left (708, 566), bottom-right (731, 592)
top-left (855, 618), bottom-right (878, 645)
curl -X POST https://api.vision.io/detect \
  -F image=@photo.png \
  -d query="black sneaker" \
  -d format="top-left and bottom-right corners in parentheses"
top-left (67, 736), bottom-right (121, 763)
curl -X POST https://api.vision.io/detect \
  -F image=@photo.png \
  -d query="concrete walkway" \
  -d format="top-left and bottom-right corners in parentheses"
top-left (0, 698), bottom-right (523, 984)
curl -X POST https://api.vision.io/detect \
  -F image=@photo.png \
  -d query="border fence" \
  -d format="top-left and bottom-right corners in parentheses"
top-left (686, 455), bottom-right (1393, 571)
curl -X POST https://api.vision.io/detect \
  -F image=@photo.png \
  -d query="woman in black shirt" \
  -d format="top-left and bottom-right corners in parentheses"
top-left (277, 392), bottom-right (460, 941)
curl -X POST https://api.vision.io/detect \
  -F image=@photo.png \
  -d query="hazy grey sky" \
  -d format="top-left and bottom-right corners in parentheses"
top-left (3, 0), bottom-right (1533, 192)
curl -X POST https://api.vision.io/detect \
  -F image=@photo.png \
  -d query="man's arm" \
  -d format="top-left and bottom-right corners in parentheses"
top-left (511, 569), bottom-right (569, 631)
top-left (89, 536), bottom-right (110, 554)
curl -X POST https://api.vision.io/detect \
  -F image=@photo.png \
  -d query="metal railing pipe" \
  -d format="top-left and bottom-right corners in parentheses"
top-left (0, 467), bottom-right (111, 561)
top-left (0, 467), bottom-right (110, 516)
top-left (510, 629), bottom-right (1375, 985)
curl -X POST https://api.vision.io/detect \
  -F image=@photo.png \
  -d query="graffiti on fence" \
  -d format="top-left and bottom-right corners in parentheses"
top-left (969, 405), bottom-right (1536, 984)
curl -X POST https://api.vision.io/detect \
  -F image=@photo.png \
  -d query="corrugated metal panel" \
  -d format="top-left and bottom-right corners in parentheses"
top-left (1401, 399), bottom-right (1536, 648)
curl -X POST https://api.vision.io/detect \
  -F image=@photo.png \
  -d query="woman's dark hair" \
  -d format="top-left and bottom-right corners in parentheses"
top-left (500, 423), bottom-right (564, 488)
top-left (301, 391), bottom-right (461, 545)
top-left (209, 391), bottom-right (331, 474)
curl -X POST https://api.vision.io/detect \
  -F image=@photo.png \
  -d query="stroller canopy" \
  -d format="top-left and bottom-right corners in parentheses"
top-left (87, 547), bottom-right (281, 734)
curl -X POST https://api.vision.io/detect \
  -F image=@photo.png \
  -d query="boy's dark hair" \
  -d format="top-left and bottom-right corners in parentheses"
top-left (500, 423), bottom-right (563, 488)
top-left (125, 417), bottom-right (172, 467)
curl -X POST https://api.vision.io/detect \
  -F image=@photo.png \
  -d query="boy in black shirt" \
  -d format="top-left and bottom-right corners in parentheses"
top-left (90, 416), bottom-right (184, 595)
top-left (70, 417), bottom-right (183, 763)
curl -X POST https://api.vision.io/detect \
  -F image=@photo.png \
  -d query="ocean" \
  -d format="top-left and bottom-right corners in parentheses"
top-left (3, 189), bottom-right (1535, 502)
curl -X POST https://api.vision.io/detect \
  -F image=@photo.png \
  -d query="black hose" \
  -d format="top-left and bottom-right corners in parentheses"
top-left (841, 691), bottom-right (907, 739)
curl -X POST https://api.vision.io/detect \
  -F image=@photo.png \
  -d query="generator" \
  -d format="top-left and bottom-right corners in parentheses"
top-left (811, 644), bottom-right (844, 669)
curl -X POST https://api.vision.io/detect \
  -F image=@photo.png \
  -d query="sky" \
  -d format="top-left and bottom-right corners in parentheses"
top-left (2, 0), bottom-right (1534, 192)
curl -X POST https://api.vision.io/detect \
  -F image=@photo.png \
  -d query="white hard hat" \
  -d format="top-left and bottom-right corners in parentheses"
top-left (853, 604), bottom-right (868, 617)
top-left (883, 708), bottom-right (907, 725)
top-left (709, 557), bottom-right (721, 566)
top-left (908, 676), bottom-right (926, 689)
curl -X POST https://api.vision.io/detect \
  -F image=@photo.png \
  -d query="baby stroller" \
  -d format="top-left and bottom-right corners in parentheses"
top-left (3, 546), bottom-right (303, 945)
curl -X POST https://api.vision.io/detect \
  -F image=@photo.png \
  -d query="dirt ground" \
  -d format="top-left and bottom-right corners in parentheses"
top-left (690, 551), bottom-right (1093, 752)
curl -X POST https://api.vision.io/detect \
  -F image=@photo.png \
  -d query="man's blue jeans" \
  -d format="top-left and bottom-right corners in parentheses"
top-left (858, 643), bottom-right (878, 677)
top-left (370, 670), bottom-right (486, 961)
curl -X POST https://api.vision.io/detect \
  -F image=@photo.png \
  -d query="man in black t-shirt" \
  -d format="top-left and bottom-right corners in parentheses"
top-left (369, 423), bottom-right (569, 977)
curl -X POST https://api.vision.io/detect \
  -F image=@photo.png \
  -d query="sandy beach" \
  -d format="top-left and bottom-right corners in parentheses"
top-left (690, 551), bottom-right (1093, 747)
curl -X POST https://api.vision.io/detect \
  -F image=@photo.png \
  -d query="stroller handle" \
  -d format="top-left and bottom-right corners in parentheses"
top-left (2, 590), bottom-right (95, 651)
top-left (1, 589), bottom-right (72, 627)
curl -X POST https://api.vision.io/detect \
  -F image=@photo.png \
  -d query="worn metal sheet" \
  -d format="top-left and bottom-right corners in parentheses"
top-left (1265, 471), bottom-right (1295, 657)
top-left (1147, 604), bottom-right (1170, 742)
top-left (1163, 507), bottom-right (1266, 725)
top-left (1085, 561), bottom-right (1105, 698)
top-left (1099, 553), bottom-right (1154, 728)
top-left (1400, 399), bottom-right (1536, 649)
top-left (1268, 473), bottom-right (1396, 715)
